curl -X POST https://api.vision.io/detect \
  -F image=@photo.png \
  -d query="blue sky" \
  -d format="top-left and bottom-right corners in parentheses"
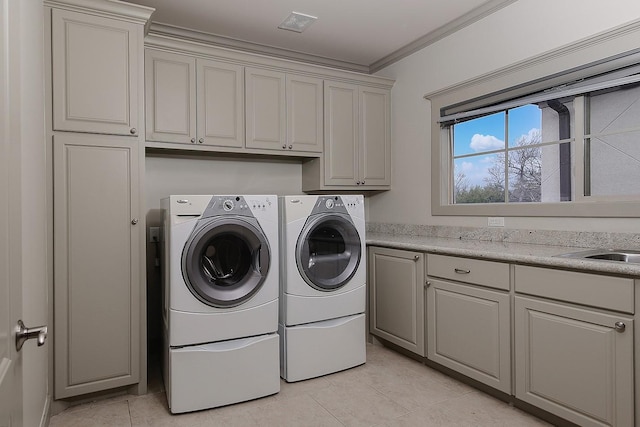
top-left (453, 104), bottom-right (541, 186)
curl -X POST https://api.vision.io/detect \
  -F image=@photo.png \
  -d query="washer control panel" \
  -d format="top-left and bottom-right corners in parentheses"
top-left (325, 199), bottom-right (335, 209)
top-left (202, 195), bottom-right (275, 218)
top-left (222, 199), bottom-right (235, 211)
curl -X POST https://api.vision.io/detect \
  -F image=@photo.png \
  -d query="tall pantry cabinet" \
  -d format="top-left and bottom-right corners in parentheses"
top-left (44, 0), bottom-right (153, 399)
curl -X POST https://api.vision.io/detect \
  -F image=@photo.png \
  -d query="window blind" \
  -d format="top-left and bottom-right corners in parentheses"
top-left (439, 65), bottom-right (640, 126)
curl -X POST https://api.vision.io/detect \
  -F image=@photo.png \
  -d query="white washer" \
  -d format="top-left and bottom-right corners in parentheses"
top-left (161, 195), bottom-right (280, 413)
top-left (279, 195), bottom-right (366, 382)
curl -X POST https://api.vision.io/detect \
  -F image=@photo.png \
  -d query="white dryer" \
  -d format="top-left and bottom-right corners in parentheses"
top-left (161, 195), bottom-right (280, 413)
top-left (279, 195), bottom-right (366, 382)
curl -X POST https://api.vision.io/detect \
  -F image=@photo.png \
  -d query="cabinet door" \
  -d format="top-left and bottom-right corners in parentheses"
top-left (198, 59), bottom-right (244, 148)
top-left (359, 87), bottom-right (390, 187)
top-left (427, 279), bottom-right (511, 393)
top-left (515, 296), bottom-right (634, 427)
top-left (369, 247), bottom-right (425, 356)
top-left (324, 81), bottom-right (359, 185)
top-left (53, 133), bottom-right (140, 398)
top-left (287, 74), bottom-right (323, 153)
top-left (245, 67), bottom-right (285, 150)
top-left (145, 50), bottom-right (196, 144)
top-left (52, 9), bottom-right (138, 136)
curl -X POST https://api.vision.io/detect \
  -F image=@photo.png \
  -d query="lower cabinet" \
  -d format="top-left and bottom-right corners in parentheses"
top-left (515, 296), bottom-right (634, 427)
top-left (368, 248), bottom-right (637, 426)
top-left (53, 133), bottom-right (141, 398)
top-left (369, 246), bottom-right (425, 356)
top-left (426, 278), bottom-right (511, 394)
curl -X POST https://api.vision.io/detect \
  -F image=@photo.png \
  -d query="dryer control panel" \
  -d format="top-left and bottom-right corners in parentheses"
top-left (311, 196), bottom-right (348, 216)
top-left (310, 195), bottom-right (363, 218)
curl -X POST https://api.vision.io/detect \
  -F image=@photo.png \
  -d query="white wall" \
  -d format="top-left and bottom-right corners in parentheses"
top-left (145, 154), bottom-right (303, 220)
top-left (372, 0), bottom-right (640, 232)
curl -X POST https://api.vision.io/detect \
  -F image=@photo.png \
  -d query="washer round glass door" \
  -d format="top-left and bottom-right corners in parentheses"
top-left (296, 213), bottom-right (361, 291)
top-left (182, 217), bottom-right (270, 307)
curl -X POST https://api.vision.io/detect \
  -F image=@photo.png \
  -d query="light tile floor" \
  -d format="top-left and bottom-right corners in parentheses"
top-left (49, 343), bottom-right (550, 426)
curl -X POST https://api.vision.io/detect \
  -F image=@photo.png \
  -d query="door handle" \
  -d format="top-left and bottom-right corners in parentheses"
top-left (15, 319), bottom-right (47, 351)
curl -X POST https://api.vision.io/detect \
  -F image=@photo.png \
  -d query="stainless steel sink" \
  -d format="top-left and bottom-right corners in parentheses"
top-left (557, 249), bottom-right (640, 264)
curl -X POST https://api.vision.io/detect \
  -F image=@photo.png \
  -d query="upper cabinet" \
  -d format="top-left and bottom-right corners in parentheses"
top-left (52, 8), bottom-right (140, 136)
top-left (321, 81), bottom-right (359, 186)
top-left (143, 35), bottom-right (393, 174)
top-left (198, 59), bottom-right (244, 148)
top-left (245, 67), bottom-right (286, 151)
top-left (286, 74), bottom-right (323, 153)
top-left (302, 81), bottom-right (391, 191)
top-left (145, 50), bottom-right (196, 144)
top-left (146, 54), bottom-right (325, 156)
top-left (244, 68), bottom-right (324, 153)
top-left (359, 86), bottom-right (391, 187)
top-left (145, 50), bottom-right (244, 148)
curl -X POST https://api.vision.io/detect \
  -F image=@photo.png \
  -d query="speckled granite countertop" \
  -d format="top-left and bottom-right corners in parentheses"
top-left (367, 232), bottom-right (640, 277)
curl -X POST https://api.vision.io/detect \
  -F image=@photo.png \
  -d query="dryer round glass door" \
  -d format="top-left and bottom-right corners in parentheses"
top-left (182, 217), bottom-right (270, 307)
top-left (296, 213), bottom-right (361, 291)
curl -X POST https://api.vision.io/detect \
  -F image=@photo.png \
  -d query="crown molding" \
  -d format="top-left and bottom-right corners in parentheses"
top-left (44, 0), bottom-right (154, 24)
top-left (145, 33), bottom-right (395, 89)
top-left (148, 22), bottom-right (370, 74)
top-left (370, 0), bottom-right (517, 73)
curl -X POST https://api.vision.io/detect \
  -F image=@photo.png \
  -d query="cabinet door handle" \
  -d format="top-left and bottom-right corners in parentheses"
top-left (131, 218), bottom-right (139, 225)
top-left (614, 321), bottom-right (626, 332)
top-left (414, 255), bottom-right (420, 261)
top-left (199, 138), bottom-right (204, 144)
top-left (190, 138), bottom-right (196, 143)
top-left (424, 281), bottom-right (431, 288)
top-left (288, 145), bottom-right (293, 149)
top-left (282, 144), bottom-right (287, 149)
top-left (454, 268), bottom-right (470, 274)
top-left (129, 128), bottom-right (137, 135)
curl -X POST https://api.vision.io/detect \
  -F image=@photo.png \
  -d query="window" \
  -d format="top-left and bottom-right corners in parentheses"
top-left (430, 50), bottom-right (640, 217)
top-left (451, 101), bottom-right (573, 204)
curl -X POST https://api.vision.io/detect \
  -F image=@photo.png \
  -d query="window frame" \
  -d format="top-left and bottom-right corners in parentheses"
top-left (427, 32), bottom-right (640, 217)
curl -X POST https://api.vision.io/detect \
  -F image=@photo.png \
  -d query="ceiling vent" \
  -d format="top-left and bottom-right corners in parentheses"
top-left (278, 12), bottom-right (317, 33)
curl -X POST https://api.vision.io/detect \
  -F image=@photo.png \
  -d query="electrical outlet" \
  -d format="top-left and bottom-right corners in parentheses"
top-left (149, 227), bottom-right (160, 243)
top-left (487, 217), bottom-right (505, 227)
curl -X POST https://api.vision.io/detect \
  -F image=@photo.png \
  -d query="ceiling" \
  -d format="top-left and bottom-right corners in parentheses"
top-left (123, 0), bottom-right (514, 73)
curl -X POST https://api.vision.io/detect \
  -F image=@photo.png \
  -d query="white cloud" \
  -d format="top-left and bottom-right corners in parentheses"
top-left (513, 128), bottom-right (541, 144)
top-left (455, 158), bottom-right (495, 187)
top-left (470, 134), bottom-right (504, 152)
top-left (460, 161), bottom-right (474, 172)
top-left (479, 156), bottom-right (495, 164)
